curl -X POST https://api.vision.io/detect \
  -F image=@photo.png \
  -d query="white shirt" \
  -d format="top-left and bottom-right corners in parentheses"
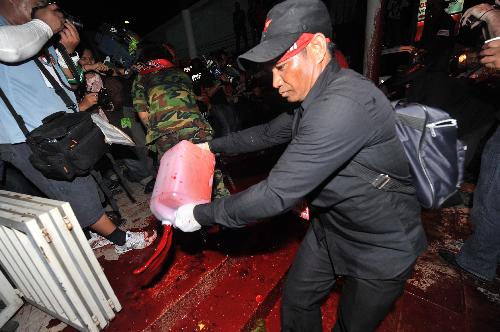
top-left (0, 19), bottom-right (53, 63)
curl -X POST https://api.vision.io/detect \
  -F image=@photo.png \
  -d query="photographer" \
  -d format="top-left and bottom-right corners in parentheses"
top-left (0, 3), bottom-right (64, 62)
top-left (461, 2), bottom-right (500, 69)
top-left (78, 48), bottom-right (111, 111)
top-left (195, 53), bottom-right (248, 136)
top-left (0, 0), bottom-right (156, 255)
top-left (197, 54), bottom-right (232, 107)
top-left (77, 47), bottom-right (132, 111)
top-left (419, 0), bottom-right (457, 70)
top-left (78, 47), bottom-right (154, 188)
top-left (439, 3), bottom-right (500, 283)
top-left (461, 3), bottom-right (500, 41)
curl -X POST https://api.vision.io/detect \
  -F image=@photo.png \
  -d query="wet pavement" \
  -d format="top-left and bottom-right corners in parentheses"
top-left (9, 151), bottom-right (500, 331)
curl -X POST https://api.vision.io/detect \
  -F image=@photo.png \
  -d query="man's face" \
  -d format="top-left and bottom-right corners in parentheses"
top-left (24, 0), bottom-right (41, 20)
top-left (271, 49), bottom-right (315, 103)
top-left (5, 0), bottom-right (39, 24)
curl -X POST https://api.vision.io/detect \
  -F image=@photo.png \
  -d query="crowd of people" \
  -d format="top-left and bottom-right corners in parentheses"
top-left (0, 0), bottom-right (156, 254)
top-left (0, 0), bottom-right (284, 254)
top-left (1, 0), bottom-right (500, 331)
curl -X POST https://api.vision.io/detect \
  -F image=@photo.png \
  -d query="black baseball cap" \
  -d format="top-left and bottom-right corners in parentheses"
top-left (237, 0), bottom-right (332, 69)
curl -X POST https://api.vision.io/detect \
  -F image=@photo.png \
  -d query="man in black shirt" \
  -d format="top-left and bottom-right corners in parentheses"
top-left (174, 1), bottom-right (427, 331)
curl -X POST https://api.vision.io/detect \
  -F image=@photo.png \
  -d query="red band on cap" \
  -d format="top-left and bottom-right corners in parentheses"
top-left (277, 33), bottom-right (331, 64)
top-left (263, 18), bottom-right (272, 33)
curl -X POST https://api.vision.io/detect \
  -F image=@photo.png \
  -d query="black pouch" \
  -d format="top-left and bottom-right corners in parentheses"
top-left (29, 151), bottom-right (75, 181)
top-left (67, 124), bottom-right (107, 173)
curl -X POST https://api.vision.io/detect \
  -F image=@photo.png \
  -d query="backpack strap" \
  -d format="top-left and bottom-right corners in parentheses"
top-left (350, 160), bottom-right (415, 194)
top-left (396, 113), bottom-right (427, 131)
top-left (55, 42), bottom-right (84, 87)
top-left (0, 88), bottom-right (30, 136)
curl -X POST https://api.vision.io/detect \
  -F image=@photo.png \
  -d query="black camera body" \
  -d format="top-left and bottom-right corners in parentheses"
top-left (201, 55), bottom-right (240, 86)
top-left (32, 1), bottom-right (83, 29)
top-left (97, 88), bottom-right (113, 111)
top-left (64, 13), bottom-right (83, 29)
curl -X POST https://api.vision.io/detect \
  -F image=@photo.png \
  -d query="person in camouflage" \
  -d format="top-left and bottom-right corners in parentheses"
top-left (132, 43), bottom-right (229, 198)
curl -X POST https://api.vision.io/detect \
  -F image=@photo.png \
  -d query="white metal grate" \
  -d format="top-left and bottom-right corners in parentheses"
top-left (0, 267), bottom-right (23, 328)
top-left (0, 190), bottom-right (121, 331)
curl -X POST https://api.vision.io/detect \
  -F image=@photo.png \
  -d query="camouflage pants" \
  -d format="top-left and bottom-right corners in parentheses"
top-left (154, 123), bottom-right (213, 155)
top-left (155, 133), bottom-right (230, 200)
top-left (213, 168), bottom-right (230, 199)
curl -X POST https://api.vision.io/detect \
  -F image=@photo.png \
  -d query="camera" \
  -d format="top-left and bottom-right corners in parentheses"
top-left (32, 1), bottom-right (84, 29)
top-left (97, 88), bottom-right (114, 111)
top-left (201, 55), bottom-right (240, 86)
top-left (95, 24), bottom-right (140, 69)
top-left (64, 13), bottom-right (84, 29)
top-left (447, 46), bottom-right (493, 78)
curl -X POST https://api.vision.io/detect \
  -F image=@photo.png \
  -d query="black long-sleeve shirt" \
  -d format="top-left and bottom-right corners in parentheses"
top-left (194, 61), bottom-right (427, 279)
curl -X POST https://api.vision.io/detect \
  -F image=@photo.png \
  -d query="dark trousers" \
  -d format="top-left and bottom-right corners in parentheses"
top-left (0, 143), bottom-right (104, 228)
top-left (111, 107), bottom-right (154, 182)
top-left (281, 226), bottom-right (413, 332)
top-left (457, 125), bottom-right (500, 281)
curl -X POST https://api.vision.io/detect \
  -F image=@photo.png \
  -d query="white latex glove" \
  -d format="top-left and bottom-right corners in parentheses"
top-left (174, 203), bottom-right (202, 232)
top-left (196, 142), bottom-right (211, 152)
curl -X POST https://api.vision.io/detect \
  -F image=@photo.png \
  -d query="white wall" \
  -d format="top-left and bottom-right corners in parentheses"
top-left (145, 0), bottom-right (249, 59)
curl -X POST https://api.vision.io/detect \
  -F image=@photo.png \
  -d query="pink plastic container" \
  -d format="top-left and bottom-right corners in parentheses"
top-left (150, 140), bottom-right (215, 223)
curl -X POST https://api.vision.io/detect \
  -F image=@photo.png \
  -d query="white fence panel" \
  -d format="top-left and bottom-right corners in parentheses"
top-left (0, 190), bottom-right (121, 331)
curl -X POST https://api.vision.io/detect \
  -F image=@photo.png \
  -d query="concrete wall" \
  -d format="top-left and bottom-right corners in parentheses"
top-left (145, 0), bottom-right (249, 60)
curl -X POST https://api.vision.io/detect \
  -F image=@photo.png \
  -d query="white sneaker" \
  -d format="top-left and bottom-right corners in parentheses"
top-left (88, 231), bottom-right (113, 250)
top-left (115, 230), bottom-right (157, 255)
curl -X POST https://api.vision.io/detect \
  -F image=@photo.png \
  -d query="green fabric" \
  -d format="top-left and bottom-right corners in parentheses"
top-left (132, 67), bottom-right (229, 198)
top-left (67, 64), bottom-right (84, 85)
top-left (132, 67), bottom-right (213, 149)
top-left (120, 117), bottom-right (132, 129)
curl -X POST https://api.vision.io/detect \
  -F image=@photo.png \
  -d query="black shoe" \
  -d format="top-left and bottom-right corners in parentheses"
top-left (438, 249), bottom-right (490, 283)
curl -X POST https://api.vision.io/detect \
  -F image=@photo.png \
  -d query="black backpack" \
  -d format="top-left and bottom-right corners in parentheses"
top-left (26, 111), bottom-right (107, 180)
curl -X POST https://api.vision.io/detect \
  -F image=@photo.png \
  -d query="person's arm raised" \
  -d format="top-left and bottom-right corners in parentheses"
top-left (0, 4), bottom-right (64, 62)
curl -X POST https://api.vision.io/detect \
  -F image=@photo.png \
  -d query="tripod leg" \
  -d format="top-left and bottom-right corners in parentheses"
top-left (105, 153), bottom-right (136, 203)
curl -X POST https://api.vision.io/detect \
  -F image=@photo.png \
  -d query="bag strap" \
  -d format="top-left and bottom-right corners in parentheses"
top-left (0, 88), bottom-right (30, 136)
top-left (56, 42), bottom-right (84, 88)
top-left (396, 113), bottom-right (427, 131)
top-left (350, 160), bottom-right (415, 194)
top-left (34, 57), bottom-right (78, 113)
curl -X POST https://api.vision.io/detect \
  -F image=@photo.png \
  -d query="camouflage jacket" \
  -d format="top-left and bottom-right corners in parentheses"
top-left (132, 67), bottom-right (213, 151)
